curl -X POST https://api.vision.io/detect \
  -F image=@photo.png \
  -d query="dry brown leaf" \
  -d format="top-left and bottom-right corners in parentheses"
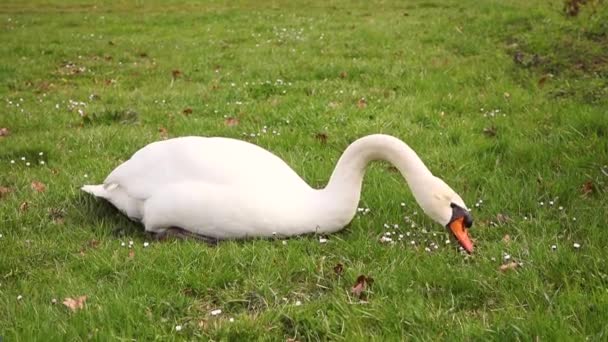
top-left (31, 181), bottom-right (46, 193)
top-left (499, 262), bottom-right (519, 272)
top-left (351, 275), bottom-right (373, 298)
top-left (483, 126), bottom-right (497, 137)
top-left (159, 126), bottom-right (169, 139)
top-left (339, 71), bottom-right (348, 79)
top-left (0, 127), bottom-right (10, 137)
top-left (171, 69), bottom-right (182, 79)
top-left (315, 133), bottom-right (328, 144)
top-left (63, 295), bottom-right (87, 312)
top-left (581, 180), bottom-right (594, 196)
top-left (224, 117), bottom-right (239, 127)
top-left (538, 74), bottom-right (551, 88)
top-left (502, 234), bottom-right (511, 244)
top-left (356, 97), bottom-right (367, 109)
top-left (128, 250), bottom-right (135, 259)
top-left (496, 213), bottom-right (511, 224)
top-left (19, 201), bottom-right (29, 212)
top-left (182, 108), bottom-right (193, 115)
top-left (0, 186), bottom-right (12, 198)
top-left (333, 263), bottom-right (344, 276)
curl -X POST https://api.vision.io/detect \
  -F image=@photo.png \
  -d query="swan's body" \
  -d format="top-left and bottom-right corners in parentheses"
top-left (83, 134), bottom-right (474, 251)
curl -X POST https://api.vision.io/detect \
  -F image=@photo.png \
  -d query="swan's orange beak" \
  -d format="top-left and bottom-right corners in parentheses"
top-left (448, 216), bottom-right (474, 253)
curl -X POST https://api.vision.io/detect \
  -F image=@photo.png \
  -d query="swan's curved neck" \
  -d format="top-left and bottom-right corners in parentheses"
top-left (316, 134), bottom-right (435, 230)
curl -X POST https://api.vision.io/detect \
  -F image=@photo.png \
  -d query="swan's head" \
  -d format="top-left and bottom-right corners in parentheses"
top-left (416, 177), bottom-right (474, 253)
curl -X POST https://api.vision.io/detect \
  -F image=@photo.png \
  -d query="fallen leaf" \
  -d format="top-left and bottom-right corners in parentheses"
top-left (502, 234), bottom-right (511, 244)
top-left (159, 126), bottom-right (169, 139)
top-left (63, 295), bottom-right (87, 312)
top-left (351, 275), bottom-right (373, 298)
top-left (182, 108), bottom-right (193, 115)
top-left (496, 213), bottom-right (511, 224)
top-left (328, 101), bottom-right (340, 109)
top-left (31, 181), bottom-right (46, 192)
top-left (339, 71), bottom-right (348, 79)
top-left (48, 208), bottom-right (66, 224)
top-left (0, 186), bottom-right (12, 198)
top-left (138, 52), bottom-right (148, 58)
top-left (0, 127), bottom-right (10, 137)
top-left (315, 133), bottom-right (328, 144)
top-left (128, 250), bottom-right (135, 259)
top-left (483, 126), bottom-right (497, 137)
top-left (19, 201), bottom-right (29, 212)
top-left (356, 97), bottom-right (367, 109)
top-left (88, 239), bottom-right (100, 248)
top-left (333, 263), bottom-right (344, 276)
top-left (224, 117), bottom-right (239, 127)
top-left (581, 180), bottom-right (594, 196)
top-left (538, 74), bottom-right (552, 88)
top-left (171, 69), bottom-right (182, 79)
top-left (499, 262), bottom-right (519, 272)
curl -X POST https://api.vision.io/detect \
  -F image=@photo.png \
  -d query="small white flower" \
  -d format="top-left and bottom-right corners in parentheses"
top-left (410, 240), bottom-right (415, 245)
top-left (503, 254), bottom-right (511, 261)
top-left (51, 298), bottom-right (57, 304)
top-left (211, 309), bottom-right (222, 316)
top-left (0, 234), bottom-right (3, 238)
top-left (143, 242), bottom-right (149, 248)
top-left (424, 247), bottom-right (431, 252)
top-left (572, 217), bottom-right (577, 221)
top-left (10, 160), bottom-right (15, 164)
top-left (445, 239), bottom-right (450, 245)
top-left (319, 238), bottom-right (328, 244)
top-left (393, 224), bottom-right (399, 229)
top-left (39, 152), bottom-right (44, 156)
top-left (558, 206), bottom-right (563, 211)
top-left (573, 243), bottom-right (581, 249)
top-left (229, 317), bottom-right (235, 322)
top-left (400, 202), bottom-right (405, 207)
top-left (551, 244), bottom-right (557, 251)
top-left (295, 300), bottom-right (302, 306)
top-left (84, 174), bottom-right (88, 178)
top-left (491, 257), bottom-right (496, 261)
top-left (121, 242), bottom-right (126, 247)
top-left (175, 325), bottom-right (182, 331)
top-left (26, 162), bottom-right (30, 166)
top-left (17, 295), bottom-right (23, 300)
top-left (539, 201), bottom-right (544, 206)
top-left (282, 240), bottom-right (287, 245)
top-left (39, 160), bottom-right (45, 165)
top-left (549, 201), bottom-right (554, 205)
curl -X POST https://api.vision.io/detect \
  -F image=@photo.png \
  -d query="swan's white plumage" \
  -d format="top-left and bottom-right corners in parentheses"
top-left (83, 134), bottom-right (469, 240)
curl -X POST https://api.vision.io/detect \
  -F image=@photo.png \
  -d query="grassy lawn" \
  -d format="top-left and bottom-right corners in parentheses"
top-left (1, 0), bottom-right (607, 340)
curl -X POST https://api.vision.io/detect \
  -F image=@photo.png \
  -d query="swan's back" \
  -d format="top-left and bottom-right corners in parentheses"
top-left (105, 136), bottom-right (310, 200)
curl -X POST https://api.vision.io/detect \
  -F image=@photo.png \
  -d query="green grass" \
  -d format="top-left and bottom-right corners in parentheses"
top-left (1, 0), bottom-right (607, 340)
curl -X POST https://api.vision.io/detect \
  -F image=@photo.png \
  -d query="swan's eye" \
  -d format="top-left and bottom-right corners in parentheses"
top-left (450, 202), bottom-right (456, 208)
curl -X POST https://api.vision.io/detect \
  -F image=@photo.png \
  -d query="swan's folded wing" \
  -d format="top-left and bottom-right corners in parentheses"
top-left (103, 136), bottom-right (310, 200)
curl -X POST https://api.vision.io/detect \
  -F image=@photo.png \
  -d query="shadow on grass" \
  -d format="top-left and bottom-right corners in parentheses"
top-left (73, 192), bottom-right (144, 239)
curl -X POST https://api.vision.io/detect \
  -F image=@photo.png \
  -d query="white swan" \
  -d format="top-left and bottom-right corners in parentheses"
top-left (82, 134), bottom-right (474, 252)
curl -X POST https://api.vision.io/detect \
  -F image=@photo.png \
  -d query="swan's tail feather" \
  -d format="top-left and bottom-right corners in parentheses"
top-left (81, 184), bottom-right (108, 198)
